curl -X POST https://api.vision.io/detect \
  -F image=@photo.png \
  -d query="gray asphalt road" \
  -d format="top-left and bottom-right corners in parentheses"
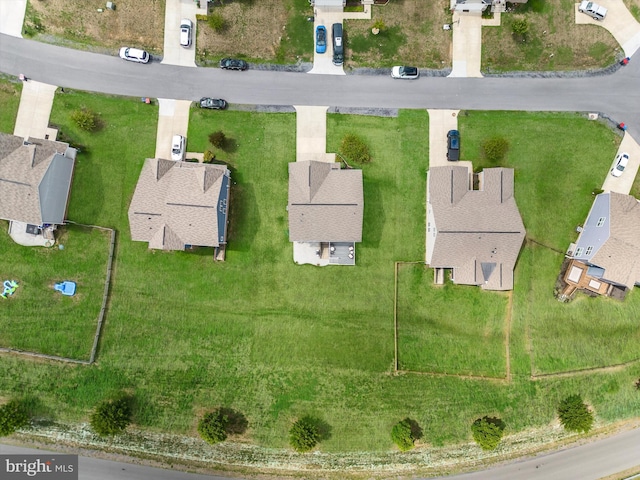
top-left (0, 444), bottom-right (239, 480)
top-left (2, 34), bottom-right (640, 138)
top-left (1, 34), bottom-right (640, 480)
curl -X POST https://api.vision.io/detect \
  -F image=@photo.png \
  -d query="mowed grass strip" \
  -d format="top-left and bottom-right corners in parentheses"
top-left (0, 77), bottom-right (22, 134)
top-left (0, 223), bottom-right (110, 359)
top-left (397, 264), bottom-right (508, 377)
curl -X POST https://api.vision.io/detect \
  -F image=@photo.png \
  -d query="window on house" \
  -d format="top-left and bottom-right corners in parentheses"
top-left (586, 246), bottom-right (593, 256)
top-left (575, 247), bottom-right (584, 257)
top-left (597, 217), bottom-right (606, 227)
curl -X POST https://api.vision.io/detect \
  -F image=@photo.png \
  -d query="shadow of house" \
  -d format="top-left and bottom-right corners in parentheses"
top-left (562, 192), bottom-right (640, 300)
top-left (128, 158), bottom-right (231, 259)
top-left (426, 165), bottom-right (525, 291)
top-left (0, 132), bottom-right (77, 246)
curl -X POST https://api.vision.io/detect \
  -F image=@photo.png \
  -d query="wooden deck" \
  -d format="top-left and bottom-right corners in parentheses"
top-left (562, 259), bottom-right (612, 297)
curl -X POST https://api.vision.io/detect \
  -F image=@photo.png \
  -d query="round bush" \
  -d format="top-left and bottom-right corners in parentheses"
top-left (471, 416), bottom-right (505, 451)
top-left (198, 409), bottom-right (228, 445)
top-left (391, 419), bottom-right (415, 451)
top-left (70, 108), bottom-right (98, 132)
top-left (0, 400), bottom-right (30, 437)
top-left (208, 13), bottom-right (225, 32)
top-left (512, 18), bottom-right (529, 36)
top-left (90, 396), bottom-right (132, 436)
top-left (482, 136), bottom-right (509, 164)
top-left (340, 134), bottom-right (371, 164)
top-left (558, 394), bottom-right (593, 433)
top-left (289, 417), bottom-right (319, 453)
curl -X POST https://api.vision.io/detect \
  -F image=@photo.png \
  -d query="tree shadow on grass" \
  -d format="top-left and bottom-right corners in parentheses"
top-left (404, 417), bottom-right (423, 441)
top-left (219, 407), bottom-right (248, 435)
top-left (301, 415), bottom-right (332, 442)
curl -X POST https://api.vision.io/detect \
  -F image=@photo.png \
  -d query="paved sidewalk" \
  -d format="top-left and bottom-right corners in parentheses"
top-left (575, 0), bottom-right (640, 57)
top-left (427, 109), bottom-right (460, 167)
top-left (161, 0), bottom-right (204, 67)
top-left (449, 11), bottom-right (484, 78)
top-left (155, 99), bottom-right (191, 159)
top-left (601, 132), bottom-right (640, 194)
top-left (13, 81), bottom-right (57, 139)
top-left (0, 0), bottom-right (27, 37)
top-left (294, 105), bottom-right (335, 163)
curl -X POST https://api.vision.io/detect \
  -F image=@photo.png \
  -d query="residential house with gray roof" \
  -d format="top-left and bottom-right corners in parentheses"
top-left (288, 160), bottom-right (363, 266)
top-left (562, 192), bottom-right (640, 299)
top-left (426, 165), bottom-right (525, 290)
top-left (128, 158), bottom-right (230, 257)
top-left (0, 132), bottom-right (76, 244)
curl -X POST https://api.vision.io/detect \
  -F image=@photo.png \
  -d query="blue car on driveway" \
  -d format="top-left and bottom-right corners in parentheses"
top-left (316, 25), bottom-right (327, 54)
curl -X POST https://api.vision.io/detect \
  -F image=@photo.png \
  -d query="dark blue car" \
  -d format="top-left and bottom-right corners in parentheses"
top-left (316, 25), bottom-right (327, 54)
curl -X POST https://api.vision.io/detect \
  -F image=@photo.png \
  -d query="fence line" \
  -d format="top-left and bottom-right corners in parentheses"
top-left (0, 221), bottom-right (116, 365)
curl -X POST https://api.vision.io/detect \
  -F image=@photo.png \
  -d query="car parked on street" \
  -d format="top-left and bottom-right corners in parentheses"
top-left (316, 25), bottom-right (327, 54)
top-left (171, 135), bottom-right (186, 161)
top-left (119, 47), bottom-right (150, 64)
top-left (391, 66), bottom-right (419, 79)
top-left (199, 98), bottom-right (228, 110)
top-left (578, 1), bottom-right (607, 20)
top-left (219, 58), bottom-right (248, 70)
top-left (180, 19), bottom-right (193, 47)
top-left (447, 130), bottom-right (460, 161)
top-left (332, 23), bottom-right (344, 66)
top-left (610, 152), bottom-right (629, 177)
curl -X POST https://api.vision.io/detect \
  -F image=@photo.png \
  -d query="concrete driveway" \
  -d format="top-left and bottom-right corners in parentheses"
top-left (13, 81), bottom-right (57, 139)
top-left (155, 99), bottom-right (191, 159)
top-left (161, 0), bottom-right (203, 67)
top-left (309, 13), bottom-right (345, 75)
top-left (601, 131), bottom-right (640, 193)
top-left (294, 105), bottom-right (335, 162)
top-left (575, 0), bottom-right (640, 57)
top-left (427, 109), bottom-right (460, 167)
top-left (449, 11), bottom-right (484, 78)
top-left (0, 0), bottom-right (26, 37)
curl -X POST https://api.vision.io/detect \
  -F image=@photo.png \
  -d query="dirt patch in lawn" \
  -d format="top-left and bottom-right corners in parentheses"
top-left (345, 0), bottom-right (452, 69)
top-left (27, 0), bottom-right (165, 53)
top-left (197, 2), bottom-right (289, 60)
top-left (482, 0), bottom-right (620, 71)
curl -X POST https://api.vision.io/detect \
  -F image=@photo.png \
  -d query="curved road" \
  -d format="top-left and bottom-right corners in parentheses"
top-left (1, 34), bottom-right (640, 480)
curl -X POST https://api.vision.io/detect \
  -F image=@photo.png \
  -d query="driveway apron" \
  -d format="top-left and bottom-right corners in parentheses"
top-left (294, 105), bottom-right (335, 163)
top-left (0, 0), bottom-right (27, 37)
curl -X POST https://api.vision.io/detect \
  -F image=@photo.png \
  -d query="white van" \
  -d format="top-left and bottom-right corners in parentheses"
top-left (578, 1), bottom-right (607, 21)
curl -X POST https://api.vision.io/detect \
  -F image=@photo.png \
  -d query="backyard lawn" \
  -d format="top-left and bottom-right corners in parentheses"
top-left (0, 95), bottom-right (639, 463)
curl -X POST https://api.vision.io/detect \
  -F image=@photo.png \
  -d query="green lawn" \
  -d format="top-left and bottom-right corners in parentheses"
top-left (397, 264), bottom-right (508, 377)
top-left (0, 77), bottom-right (22, 134)
top-left (2, 98), bottom-right (640, 459)
top-left (0, 224), bottom-right (111, 359)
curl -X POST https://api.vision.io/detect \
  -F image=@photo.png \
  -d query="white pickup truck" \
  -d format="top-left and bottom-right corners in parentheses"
top-left (578, 1), bottom-right (607, 21)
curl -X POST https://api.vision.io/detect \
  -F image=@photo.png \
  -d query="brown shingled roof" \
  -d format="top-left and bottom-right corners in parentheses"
top-left (288, 161), bottom-right (364, 242)
top-left (128, 159), bottom-right (230, 250)
top-left (426, 166), bottom-right (525, 291)
top-left (589, 193), bottom-right (640, 288)
top-left (0, 132), bottom-right (72, 225)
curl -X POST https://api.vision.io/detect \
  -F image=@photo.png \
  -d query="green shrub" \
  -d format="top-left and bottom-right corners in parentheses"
top-left (204, 150), bottom-right (216, 163)
top-left (71, 108), bottom-right (98, 132)
top-left (289, 417), bottom-right (319, 452)
top-left (198, 409), bottom-right (228, 445)
top-left (209, 131), bottom-right (226, 149)
top-left (208, 13), bottom-right (225, 32)
top-left (90, 396), bottom-right (132, 436)
top-left (471, 416), bottom-right (505, 450)
top-left (391, 419), bottom-right (415, 451)
top-left (340, 133), bottom-right (371, 164)
top-left (558, 394), bottom-right (594, 433)
top-left (0, 400), bottom-right (30, 436)
top-left (482, 136), bottom-right (509, 164)
top-left (512, 18), bottom-right (529, 37)
top-left (372, 18), bottom-right (387, 32)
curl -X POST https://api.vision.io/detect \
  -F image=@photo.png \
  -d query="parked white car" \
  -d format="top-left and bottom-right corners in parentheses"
top-left (578, 1), bottom-right (607, 21)
top-left (171, 135), bottom-right (186, 161)
top-left (119, 47), bottom-right (150, 63)
top-left (180, 19), bottom-right (193, 47)
top-left (610, 152), bottom-right (629, 177)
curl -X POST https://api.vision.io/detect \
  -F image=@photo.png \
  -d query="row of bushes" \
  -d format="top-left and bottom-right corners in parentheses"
top-left (0, 393), bottom-right (599, 452)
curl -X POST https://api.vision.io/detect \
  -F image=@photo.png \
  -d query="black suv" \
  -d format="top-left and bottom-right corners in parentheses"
top-left (332, 23), bottom-right (344, 66)
top-left (447, 130), bottom-right (460, 161)
top-left (219, 58), bottom-right (248, 71)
